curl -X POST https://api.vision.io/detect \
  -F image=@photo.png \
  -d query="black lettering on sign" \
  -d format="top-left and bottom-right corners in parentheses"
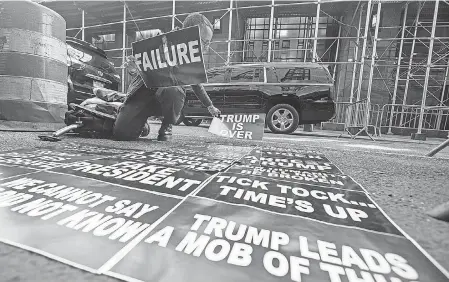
top-left (209, 114), bottom-right (265, 141)
top-left (50, 159), bottom-right (210, 197)
top-left (195, 173), bottom-right (400, 235)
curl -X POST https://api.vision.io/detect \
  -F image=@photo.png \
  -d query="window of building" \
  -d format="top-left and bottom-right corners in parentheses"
top-left (243, 16), bottom-right (338, 63)
top-left (281, 40), bottom-right (290, 49)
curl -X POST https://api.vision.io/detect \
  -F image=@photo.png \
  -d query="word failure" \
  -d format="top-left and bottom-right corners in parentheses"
top-left (134, 40), bottom-right (201, 71)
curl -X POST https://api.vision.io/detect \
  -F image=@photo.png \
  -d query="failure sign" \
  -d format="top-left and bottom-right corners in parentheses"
top-left (208, 114), bottom-right (266, 140)
top-left (132, 26), bottom-right (208, 88)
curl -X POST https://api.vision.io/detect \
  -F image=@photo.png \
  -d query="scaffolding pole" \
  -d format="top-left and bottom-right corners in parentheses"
top-left (349, 5), bottom-right (364, 103)
top-left (267, 0), bottom-right (275, 63)
top-left (121, 3), bottom-right (126, 92)
top-left (226, 0), bottom-right (234, 65)
top-left (333, 16), bottom-right (343, 101)
top-left (436, 60), bottom-right (449, 129)
top-left (356, 0), bottom-right (372, 102)
top-left (172, 0), bottom-right (176, 30)
top-left (312, 0), bottom-right (321, 62)
top-left (440, 61), bottom-right (449, 106)
top-left (366, 2), bottom-right (381, 105)
top-left (81, 9), bottom-right (85, 41)
top-left (417, 0), bottom-right (440, 136)
top-left (400, 2), bottom-right (422, 126)
top-left (389, 2), bottom-right (408, 134)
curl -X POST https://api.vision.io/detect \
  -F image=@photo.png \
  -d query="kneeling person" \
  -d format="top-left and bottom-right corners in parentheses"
top-left (113, 13), bottom-right (221, 141)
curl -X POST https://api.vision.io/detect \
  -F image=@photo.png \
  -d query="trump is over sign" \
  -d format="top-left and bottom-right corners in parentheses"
top-left (208, 114), bottom-right (266, 140)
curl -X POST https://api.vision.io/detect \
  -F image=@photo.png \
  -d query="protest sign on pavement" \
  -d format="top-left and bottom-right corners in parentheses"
top-left (0, 143), bottom-right (447, 282)
top-left (209, 114), bottom-right (266, 140)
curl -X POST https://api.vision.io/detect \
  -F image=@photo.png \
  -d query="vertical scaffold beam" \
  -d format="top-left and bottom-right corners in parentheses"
top-left (440, 62), bottom-right (449, 106)
top-left (121, 3), bottom-right (126, 92)
top-left (356, 0), bottom-right (372, 102)
top-left (417, 0), bottom-right (440, 135)
top-left (267, 0), bottom-right (275, 63)
top-left (400, 2), bottom-right (422, 126)
top-left (172, 0), bottom-right (176, 30)
top-left (388, 3), bottom-right (408, 134)
top-left (436, 60), bottom-right (449, 129)
top-left (334, 16), bottom-right (343, 102)
top-left (227, 0), bottom-right (234, 65)
top-left (81, 10), bottom-right (85, 41)
top-left (312, 0), bottom-right (321, 62)
top-left (366, 2), bottom-right (381, 127)
top-left (349, 5), bottom-right (364, 103)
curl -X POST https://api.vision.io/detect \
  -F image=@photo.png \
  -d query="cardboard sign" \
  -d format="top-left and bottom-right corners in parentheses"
top-left (109, 197), bottom-right (449, 282)
top-left (0, 171), bottom-right (180, 270)
top-left (0, 143), bottom-right (448, 281)
top-left (208, 114), bottom-right (266, 140)
top-left (195, 173), bottom-right (400, 235)
top-left (132, 26), bottom-right (207, 88)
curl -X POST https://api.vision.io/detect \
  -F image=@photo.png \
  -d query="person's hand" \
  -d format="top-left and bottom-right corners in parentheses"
top-left (123, 56), bottom-right (139, 75)
top-left (207, 105), bottom-right (221, 117)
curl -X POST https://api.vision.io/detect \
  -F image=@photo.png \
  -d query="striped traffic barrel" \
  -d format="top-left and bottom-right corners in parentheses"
top-left (0, 1), bottom-right (68, 124)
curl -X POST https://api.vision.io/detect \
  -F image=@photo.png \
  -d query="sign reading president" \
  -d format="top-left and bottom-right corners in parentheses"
top-left (132, 26), bottom-right (208, 88)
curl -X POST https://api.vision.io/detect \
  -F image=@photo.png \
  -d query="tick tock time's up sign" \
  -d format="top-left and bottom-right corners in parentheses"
top-left (132, 26), bottom-right (208, 88)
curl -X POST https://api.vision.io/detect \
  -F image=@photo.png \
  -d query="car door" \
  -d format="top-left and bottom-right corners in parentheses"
top-left (221, 66), bottom-right (265, 114)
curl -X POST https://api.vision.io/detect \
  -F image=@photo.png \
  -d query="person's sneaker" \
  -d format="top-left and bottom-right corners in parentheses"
top-left (157, 123), bottom-right (173, 141)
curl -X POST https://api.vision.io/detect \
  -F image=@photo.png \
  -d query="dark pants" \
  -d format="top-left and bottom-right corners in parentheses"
top-left (112, 85), bottom-right (186, 141)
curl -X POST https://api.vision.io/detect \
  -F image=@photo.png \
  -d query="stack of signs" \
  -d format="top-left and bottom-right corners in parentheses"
top-left (0, 143), bottom-right (448, 282)
top-left (209, 114), bottom-right (266, 140)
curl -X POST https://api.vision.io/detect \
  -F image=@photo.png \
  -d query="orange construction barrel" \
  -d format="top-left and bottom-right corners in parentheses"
top-left (0, 1), bottom-right (68, 125)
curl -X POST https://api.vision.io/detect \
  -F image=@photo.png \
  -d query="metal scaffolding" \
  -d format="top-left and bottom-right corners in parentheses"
top-left (63, 0), bottom-right (449, 137)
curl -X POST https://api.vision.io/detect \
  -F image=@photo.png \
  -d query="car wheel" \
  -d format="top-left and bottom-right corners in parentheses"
top-left (267, 104), bottom-right (299, 134)
top-left (183, 118), bottom-right (203, 126)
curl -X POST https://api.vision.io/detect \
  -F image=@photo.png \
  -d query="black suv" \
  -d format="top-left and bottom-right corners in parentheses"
top-left (67, 37), bottom-right (121, 105)
top-left (180, 62), bottom-right (336, 134)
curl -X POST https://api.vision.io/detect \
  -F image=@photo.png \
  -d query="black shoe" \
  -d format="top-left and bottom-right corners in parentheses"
top-left (158, 123), bottom-right (173, 141)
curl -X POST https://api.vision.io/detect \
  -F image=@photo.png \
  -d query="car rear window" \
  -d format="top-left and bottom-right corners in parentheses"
top-left (267, 66), bottom-right (331, 84)
top-left (67, 43), bottom-right (116, 74)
